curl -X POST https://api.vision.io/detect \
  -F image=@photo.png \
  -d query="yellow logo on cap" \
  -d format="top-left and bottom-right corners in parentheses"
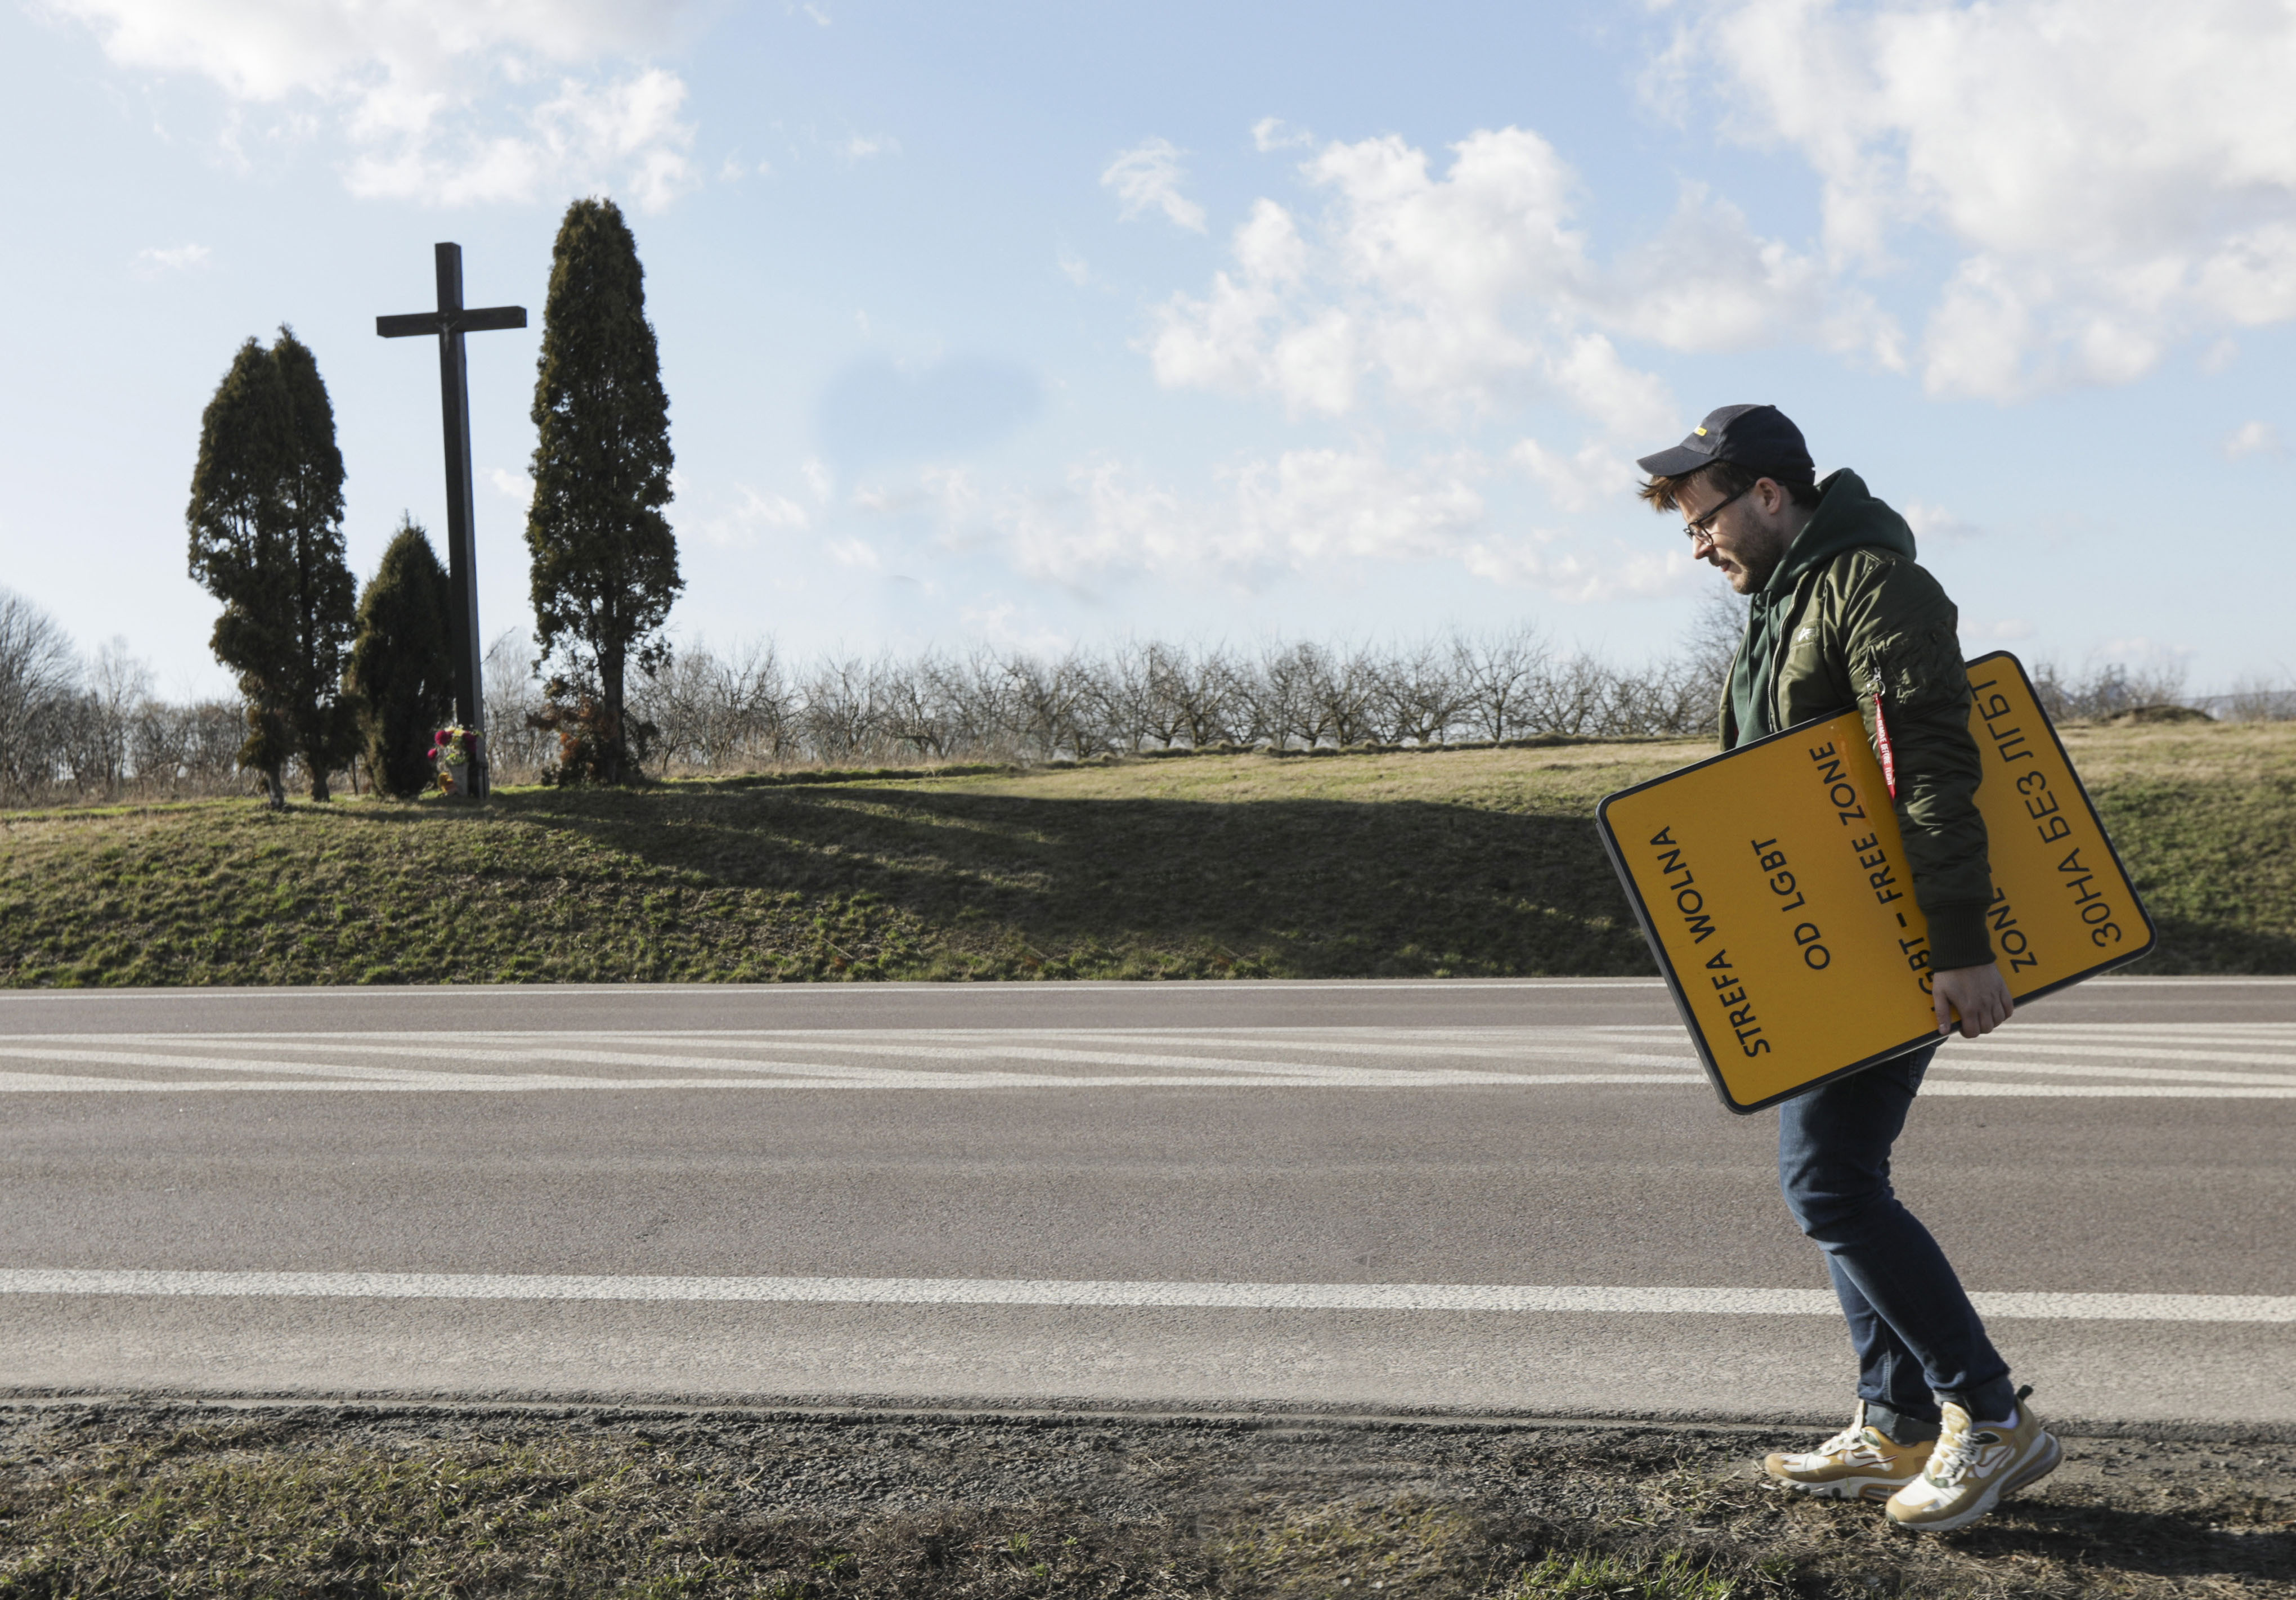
top-left (1694, 426), bottom-right (1708, 435)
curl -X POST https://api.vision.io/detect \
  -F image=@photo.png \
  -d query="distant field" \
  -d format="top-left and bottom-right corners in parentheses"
top-left (1, 722), bottom-right (2289, 986)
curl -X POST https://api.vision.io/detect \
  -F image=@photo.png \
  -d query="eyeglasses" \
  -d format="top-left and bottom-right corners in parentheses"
top-left (1683, 484), bottom-right (1751, 548)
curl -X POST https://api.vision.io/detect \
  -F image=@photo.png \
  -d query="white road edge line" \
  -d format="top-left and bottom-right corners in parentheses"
top-left (1, 1073), bottom-right (2291, 1096)
top-left (0, 1271), bottom-right (2285, 1322)
top-left (0, 1072), bottom-right (1711, 1093)
top-left (0, 980), bottom-right (1680, 1000)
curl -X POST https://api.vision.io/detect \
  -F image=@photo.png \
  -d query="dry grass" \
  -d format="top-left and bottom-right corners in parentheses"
top-left (0, 725), bottom-right (2287, 986)
top-left (2, 1405), bottom-right (2286, 1600)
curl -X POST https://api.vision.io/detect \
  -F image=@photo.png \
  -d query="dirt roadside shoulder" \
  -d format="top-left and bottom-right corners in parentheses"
top-left (2, 1399), bottom-right (2288, 1598)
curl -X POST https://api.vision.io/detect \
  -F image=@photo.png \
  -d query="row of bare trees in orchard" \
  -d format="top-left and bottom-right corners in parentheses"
top-left (482, 622), bottom-right (1737, 782)
top-left (2, 586), bottom-right (1745, 801)
top-left (468, 621), bottom-right (2286, 778)
top-left (8, 568), bottom-right (2249, 806)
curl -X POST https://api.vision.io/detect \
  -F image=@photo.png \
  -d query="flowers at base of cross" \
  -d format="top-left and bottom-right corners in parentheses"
top-left (429, 725), bottom-right (479, 795)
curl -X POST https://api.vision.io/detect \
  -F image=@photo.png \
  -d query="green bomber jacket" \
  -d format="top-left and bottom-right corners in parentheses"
top-left (1717, 469), bottom-right (1995, 972)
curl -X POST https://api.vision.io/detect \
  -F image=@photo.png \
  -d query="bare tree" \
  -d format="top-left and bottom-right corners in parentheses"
top-left (799, 655), bottom-right (892, 762)
top-left (1132, 641), bottom-right (1195, 749)
top-left (483, 631), bottom-right (551, 782)
top-left (1609, 652), bottom-right (1715, 738)
top-left (1084, 640), bottom-right (1164, 752)
top-left (1520, 652), bottom-right (1612, 736)
top-left (998, 650), bottom-right (1093, 759)
top-left (1372, 637), bottom-right (1467, 745)
top-left (1250, 642), bottom-right (1317, 750)
top-left (2032, 658), bottom-right (2193, 721)
top-left (1683, 588), bottom-right (1747, 727)
top-left (876, 651), bottom-right (956, 759)
top-left (1452, 625), bottom-right (1549, 741)
top-left (1156, 644), bottom-right (1248, 748)
top-left (634, 637), bottom-right (792, 772)
top-left (80, 639), bottom-right (153, 794)
top-left (2214, 673), bottom-right (2296, 722)
top-left (128, 696), bottom-right (246, 795)
top-left (0, 590), bottom-right (82, 800)
top-left (1297, 642), bottom-right (1381, 747)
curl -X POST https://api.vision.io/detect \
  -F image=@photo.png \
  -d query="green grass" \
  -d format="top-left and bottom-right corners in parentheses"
top-left (1, 723), bottom-right (2289, 986)
top-left (1495, 1552), bottom-right (1745, 1600)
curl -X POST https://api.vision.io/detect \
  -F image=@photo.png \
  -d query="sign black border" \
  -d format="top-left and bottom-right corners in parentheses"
top-left (1594, 651), bottom-right (2159, 1114)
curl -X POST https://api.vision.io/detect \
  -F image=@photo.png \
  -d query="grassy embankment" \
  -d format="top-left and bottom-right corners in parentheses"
top-left (4, 1404), bottom-right (2287, 1600)
top-left (0, 721), bottom-right (2289, 986)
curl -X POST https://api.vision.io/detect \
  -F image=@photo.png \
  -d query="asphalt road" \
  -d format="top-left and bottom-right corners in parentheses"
top-left (1, 976), bottom-right (2289, 1428)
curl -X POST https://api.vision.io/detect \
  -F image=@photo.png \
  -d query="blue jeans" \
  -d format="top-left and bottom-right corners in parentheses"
top-left (1778, 1045), bottom-right (2015, 1431)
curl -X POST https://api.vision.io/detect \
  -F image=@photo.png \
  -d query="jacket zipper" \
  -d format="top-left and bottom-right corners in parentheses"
top-left (1763, 577), bottom-right (1810, 732)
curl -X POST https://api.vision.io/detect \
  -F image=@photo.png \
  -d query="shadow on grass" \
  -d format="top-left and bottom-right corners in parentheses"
top-left (2137, 916), bottom-right (2296, 974)
top-left (10, 762), bottom-right (2287, 985)
top-left (1963, 1494), bottom-right (2294, 1587)
top-left (495, 782), bottom-right (1658, 978)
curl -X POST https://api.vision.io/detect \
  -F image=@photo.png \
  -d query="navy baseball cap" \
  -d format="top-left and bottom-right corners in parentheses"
top-left (1636, 403), bottom-right (1814, 482)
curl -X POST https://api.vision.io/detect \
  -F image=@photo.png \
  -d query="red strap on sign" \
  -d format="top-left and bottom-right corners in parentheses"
top-left (1873, 691), bottom-right (1898, 799)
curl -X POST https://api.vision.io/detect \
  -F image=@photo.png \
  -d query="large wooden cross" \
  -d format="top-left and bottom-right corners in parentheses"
top-left (377, 242), bottom-right (526, 797)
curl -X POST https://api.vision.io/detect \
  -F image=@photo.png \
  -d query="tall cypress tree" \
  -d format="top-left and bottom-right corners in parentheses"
top-left (187, 327), bottom-right (359, 802)
top-left (347, 516), bottom-right (455, 797)
top-left (526, 196), bottom-right (681, 784)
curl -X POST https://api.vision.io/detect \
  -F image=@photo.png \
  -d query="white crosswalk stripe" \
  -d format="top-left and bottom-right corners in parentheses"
top-left (0, 1024), bottom-right (2290, 1096)
top-left (1, 1269), bottom-right (2288, 1322)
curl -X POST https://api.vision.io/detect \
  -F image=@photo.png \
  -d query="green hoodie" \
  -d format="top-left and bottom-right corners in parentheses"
top-left (1719, 469), bottom-right (1995, 971)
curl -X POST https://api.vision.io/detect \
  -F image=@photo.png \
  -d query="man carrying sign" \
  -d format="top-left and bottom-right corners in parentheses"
top-left (1635, 405), bottom-right (2059, 1532)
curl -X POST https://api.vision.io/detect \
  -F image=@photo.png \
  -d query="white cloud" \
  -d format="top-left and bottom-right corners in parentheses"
top-left (1605, 183), bottom-right (1903, 367)
top-left (1460, 540), bottom-right (1692, 604)
top-left (1694, 0), bottom-right (2296, 399)
top-left (48, 0), bottom-right (699, 209)
top-left (346, 66), bottom-right (696, 210)
top-left (136, 242), bottom-right (209, 272)
top-left (954, 600), bottom-right (1073, 658)
top-left (1101, 137), bottom-right (1207, 233)
top-left (1231, 446), bottom-right (1485, 565)
top-left (900, 448), bottom-right (1483, 584)
top-left (844, 132), bottom-right (899, 160)
top-left (1511, 438), bottom-right (1635, 514)
top-left (889, 442), bottom-right (1683, 601)
top-left (1056, 246), bottom-right (1092, 286)
top-left (1901, 500), bottom-right (1982, 545)
top-left (1146, 125), bottom-right (1882, 437)
top-left (2223, 421), bottom-right (2283, 461)
top-left (1251, 116), bottom-right (1313, 153)
top-left (1148, 199), bottom-right (1357, 416)
top-left (2094, 636), bottom-right (2195, 671)
top-left (681, 483), bottom-right (812, 548)
top-left (485, 466), bottom-right (533, 500)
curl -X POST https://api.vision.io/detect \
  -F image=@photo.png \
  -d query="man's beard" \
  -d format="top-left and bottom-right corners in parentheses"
top-left (1732, 527), bottom-right (1792, 593)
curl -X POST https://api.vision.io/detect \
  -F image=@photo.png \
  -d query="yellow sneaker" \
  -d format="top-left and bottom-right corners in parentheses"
top-left (1762, 1403), bottom-right (1937, 1502)
top-left (1885, 1390), bottom-right (2062, 1532)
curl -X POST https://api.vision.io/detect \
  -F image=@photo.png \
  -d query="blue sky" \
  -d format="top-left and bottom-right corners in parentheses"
top-left (5, 0), bottom-right (2293, 699)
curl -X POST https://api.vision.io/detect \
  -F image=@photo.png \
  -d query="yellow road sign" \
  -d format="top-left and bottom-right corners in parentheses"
top-left (1597, 651), bottom-right (2154, 1112)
